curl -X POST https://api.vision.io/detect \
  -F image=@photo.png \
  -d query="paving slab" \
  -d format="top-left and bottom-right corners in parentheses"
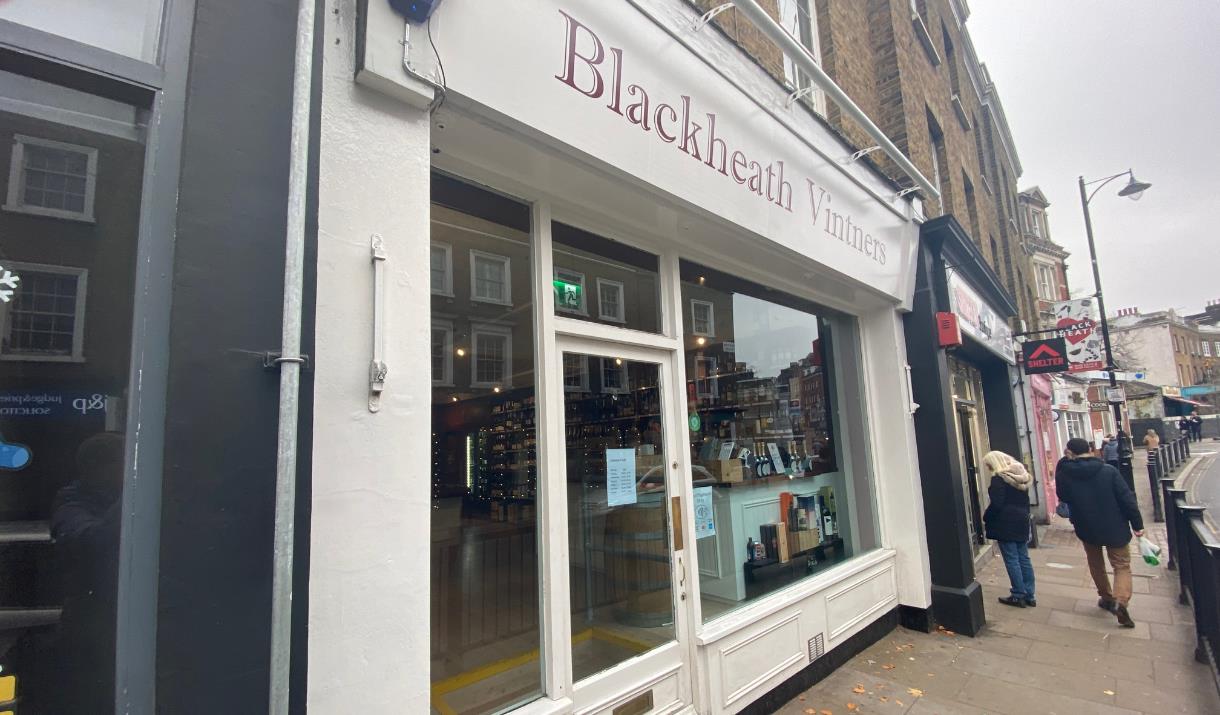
top-left (778, 453), bottom-right (1219, 715)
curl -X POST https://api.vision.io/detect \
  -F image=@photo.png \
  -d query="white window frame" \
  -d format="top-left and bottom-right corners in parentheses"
top-left (4, 135), bottom-right (98, 222)
top-left (430, 242), bottom-right (454, 297)
top-left (562, 353), bottom-right (589, 392)
top-left (1035, 262), bottom-right (1056, 301)
top-left (553, 266), bottom-right (586, 315)
top-left (1203, 341), bottom-right (1212, 358)
top-left (776, 0), bottom-right (827, 117)
top-left (0, 261), bottom-right (88, 362)
top-left (431, 319), bottom-right (454, 386)
top-left (690, 299), bottom-right (715, 337)
top-left (1065, 411), bottom-right (1087, 440)
top-left (471, 322), bottom-right (512, 388)
top-left (600, 357), bottom-right (629, 394)
top-left (596, 278), bottom-right (625, 323)
top-left (1029, 208), bottom-right (1044, 237)
top-left (470, 250), bottom-right (512, 306)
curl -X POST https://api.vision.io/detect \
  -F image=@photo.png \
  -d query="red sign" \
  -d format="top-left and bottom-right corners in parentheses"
top-left (936, 312), bottom-right (961, 348)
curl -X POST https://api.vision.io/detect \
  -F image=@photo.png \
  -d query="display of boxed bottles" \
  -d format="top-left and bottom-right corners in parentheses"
top-left (747, 486), bottom-right (838, 565)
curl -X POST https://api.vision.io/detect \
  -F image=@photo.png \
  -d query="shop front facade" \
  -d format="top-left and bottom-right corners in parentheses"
top-left (307, 2), bottom-right (936, 713)
top-left (904, 216), bottom-right (1022, 637)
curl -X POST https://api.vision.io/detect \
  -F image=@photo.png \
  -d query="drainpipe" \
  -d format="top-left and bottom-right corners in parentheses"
top-left (268, 0), bottom-right (315, 711)
top-left (728, 0), bottom-right (939, 200)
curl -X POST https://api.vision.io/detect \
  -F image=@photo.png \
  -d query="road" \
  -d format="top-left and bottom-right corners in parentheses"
top-left (1187, 443), bottom-right (1220, 527)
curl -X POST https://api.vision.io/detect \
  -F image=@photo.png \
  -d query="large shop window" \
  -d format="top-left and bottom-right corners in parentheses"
top-left (430, 174), bottom-right (541, 715)
top-left (679, 261), bottom-right (878, 621)
top-left (0, 77), bottom-right (145, 712)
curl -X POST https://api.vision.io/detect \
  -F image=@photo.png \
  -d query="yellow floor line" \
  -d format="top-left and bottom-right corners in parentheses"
top-left (431, 626), bottom-right (656, 713)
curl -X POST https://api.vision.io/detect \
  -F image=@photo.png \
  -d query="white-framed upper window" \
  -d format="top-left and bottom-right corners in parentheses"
top-left (562, 353), bottom-right (589, 392)
top-left (1204, 341), bottom-right (1212, 358)
top-left (1029, 209), bottom-right (1044, 237)
top-left (4, 135), bottom-right (98, 222)
top-left (1065, 411), bottom-right (1087, 440)
top-left (1035, 263), bottom-right (1057, 301)
top-left (690, 299), bottom-right (715, 337)
top-left (471, 323), bottom-right (512, 388)
top-left (0, 261), bottom-right (87, 362)
top-left (431, 319), bottom-right (453, 386)
top-left (694, 355), bottom-right (718, 399)
top-left (777, 0), bottom-right (826, 116)
top-left (430, 243), bottom-right (453, 297)
top-left (1214, 341), bottom-right (1220, 356)
top-left (596, 278), bottom-right (625, 323)
top-left (553, 267), bottom-right (586, 315)
top-left (470, 251), bottom-right (511, 305)
top-left (601, 357), bottom-right (628, 394)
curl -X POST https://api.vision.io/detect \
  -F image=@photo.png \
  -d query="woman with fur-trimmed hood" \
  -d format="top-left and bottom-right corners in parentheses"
top-left (981, 451), bottom-right (1035, 608)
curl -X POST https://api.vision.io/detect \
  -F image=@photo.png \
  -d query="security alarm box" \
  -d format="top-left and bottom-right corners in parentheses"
top-left (936, 312), bottom-right (962, 348)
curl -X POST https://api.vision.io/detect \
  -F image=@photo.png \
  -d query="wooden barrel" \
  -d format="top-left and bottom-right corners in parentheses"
top-left (603, 492), bottom-right (672, 628)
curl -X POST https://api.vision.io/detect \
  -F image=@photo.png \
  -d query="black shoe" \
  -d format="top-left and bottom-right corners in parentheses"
top-left (998, 596), bottom-right (1026, 608)
top-left (1098, 598), bottom-right (1117, 613)
top-left (1024, 598), bottom-right (1037, 608)
top-left (1115, 604), bottom-right (1135, 628)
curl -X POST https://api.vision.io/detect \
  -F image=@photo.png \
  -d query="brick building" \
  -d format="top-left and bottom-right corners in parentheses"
top-left (692, 0), bottom-right (1040, 329)
top-left (1111, 307), bottom-right (1212, 387)
top-left (1017, 187), bottom-right (1071, 330)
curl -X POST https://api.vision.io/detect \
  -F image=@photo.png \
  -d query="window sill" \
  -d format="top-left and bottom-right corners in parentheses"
top-left (0, 354), bottom-right (85, 363)
top-left (911, 15), bottom-right (942, 67)
top-left (471, 297), bottom-right (513, 307)
top-left (951, 95), bottom-right (971, 130)
top-left (2, 203), bottom-right (95, 224)
top-left (431, 290), bottom-right (455, 299)
top-left (598, 314), bottom-right (626, 324)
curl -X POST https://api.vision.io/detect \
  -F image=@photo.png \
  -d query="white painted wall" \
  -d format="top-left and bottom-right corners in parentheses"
top-left (307, 3), bottom-right (433, 711)
top-left (1114, 323), bottom-right (1177, 386)
top-left (858, 307), bottom-right (932, 609)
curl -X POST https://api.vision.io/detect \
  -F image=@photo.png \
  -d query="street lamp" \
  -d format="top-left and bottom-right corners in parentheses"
top-left (1078, 169), bottom-right (1151, 496)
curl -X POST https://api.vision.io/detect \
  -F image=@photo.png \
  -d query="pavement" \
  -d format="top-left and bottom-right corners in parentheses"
top-left (777, 450), bottom-right (1220, 715)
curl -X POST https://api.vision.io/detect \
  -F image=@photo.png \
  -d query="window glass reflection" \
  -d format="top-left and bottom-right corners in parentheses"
top-left (680, 261), bottom-right (868, 622)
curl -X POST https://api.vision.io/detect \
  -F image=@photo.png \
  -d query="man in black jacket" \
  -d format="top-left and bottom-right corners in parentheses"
top-left (1055, 437), bottom-right (1145, 628)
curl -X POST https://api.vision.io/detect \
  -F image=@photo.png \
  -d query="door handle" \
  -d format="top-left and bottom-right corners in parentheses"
top-left (670, 495), bottom-right (684, 552)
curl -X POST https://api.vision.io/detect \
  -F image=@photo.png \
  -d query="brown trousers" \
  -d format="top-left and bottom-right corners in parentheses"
top-left (1083, 542), bottom-right (1132, 606)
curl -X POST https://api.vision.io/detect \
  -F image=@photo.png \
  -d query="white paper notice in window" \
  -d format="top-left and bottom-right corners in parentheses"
top-left (606, 448), bottom-right (637, 506)
top-left (694, 486), bottom-right (715, 539)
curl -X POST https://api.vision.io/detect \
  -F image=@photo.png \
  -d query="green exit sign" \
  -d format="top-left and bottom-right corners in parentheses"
top-left (553, 280), bottom-right (581, 310)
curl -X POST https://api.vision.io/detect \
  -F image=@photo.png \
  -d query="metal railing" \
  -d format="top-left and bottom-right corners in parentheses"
top-left (1148, 436), bottom-right (1191, 523)
top-left (1159, 436), bottom-right (1220, 692)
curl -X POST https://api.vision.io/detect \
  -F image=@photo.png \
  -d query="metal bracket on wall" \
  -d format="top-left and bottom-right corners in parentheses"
top-left (369, 234), bottom-right (388, 413)
top-left (692, 3), bottom-right (735, 31)
top-left (845, 145), bottom-right (882, 163)
top-left (263, 352), bottom-right (311, 371)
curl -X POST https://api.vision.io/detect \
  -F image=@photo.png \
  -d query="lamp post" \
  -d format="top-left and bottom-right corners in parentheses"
top-left (1078, 169), bottom-right (1151, 497)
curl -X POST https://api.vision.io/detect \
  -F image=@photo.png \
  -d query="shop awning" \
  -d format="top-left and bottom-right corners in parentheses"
top-left (1165, 395), bottom-right (1207, 407)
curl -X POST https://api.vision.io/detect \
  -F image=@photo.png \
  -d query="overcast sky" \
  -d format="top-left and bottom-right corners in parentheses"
top-left (966, 1), bottom-right (1220, 317)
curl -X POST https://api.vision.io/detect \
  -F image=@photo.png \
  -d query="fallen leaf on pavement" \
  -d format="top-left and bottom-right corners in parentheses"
top-left (852, 685), bottom-right (865, 694)
top-left (882, 664), bottom-right (895, 670)
top-left (799, 695), bottom-right (806, 701)
top-left (803, 709), bottom-right (816, 715)
top-left (846, 704), bottom-right (858, 712)
top-left (821, 710), bottom-right (833, 715)
top-left (908, 657), bottom-right (915, 661)
top-left (895, 700), bottom-right (904, 707)
top-left (1104, 690), bottom-right (1115, 696)
top-left (879, 696), bottom-right (889, 703)
top-left (907, 688), bottom-right (924, 697)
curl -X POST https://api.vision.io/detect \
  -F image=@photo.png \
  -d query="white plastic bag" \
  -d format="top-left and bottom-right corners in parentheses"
top-left (1138, 535), bottom-right (1162, 566)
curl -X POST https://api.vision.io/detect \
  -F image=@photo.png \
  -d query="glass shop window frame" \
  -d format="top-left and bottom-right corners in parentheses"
top-left (428, 166), bottom-right (886, 708)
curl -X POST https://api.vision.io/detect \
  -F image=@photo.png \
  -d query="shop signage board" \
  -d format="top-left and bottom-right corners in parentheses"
top-left (1051, 298), bottom-right (1105, 372)
top-left (0, 390), bottom-right (109, 420)
top-left (408, 0), bottom-right (919, 301)
top-left (946, 273), bottom-right (1015, 364)
top-left (1022, 337), bottom-right (1068, 374)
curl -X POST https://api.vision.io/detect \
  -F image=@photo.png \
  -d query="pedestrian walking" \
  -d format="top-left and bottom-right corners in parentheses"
top-left (981, 451), bottom-right (1035, 608)
top-left (1179, 415), bottom-right (1191, 440)
top-left (1055, 437), bottom-right (1144, 628)
top-left (1144, 428), bottom-right (1160, 452)
top-left (1101, 434), bottom-right (1119, 471)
